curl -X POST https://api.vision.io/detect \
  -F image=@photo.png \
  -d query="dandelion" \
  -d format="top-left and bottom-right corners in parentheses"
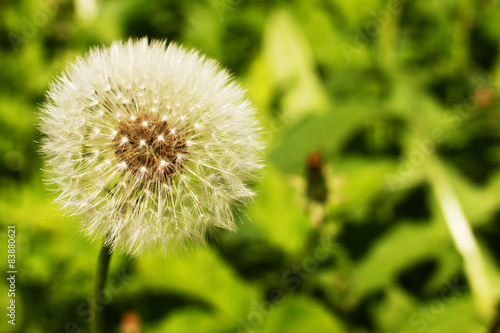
top-left (39, 38), bottom-right (263, 256)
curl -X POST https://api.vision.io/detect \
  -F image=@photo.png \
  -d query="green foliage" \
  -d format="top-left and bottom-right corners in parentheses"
top-left (1, 0), bottom-right (500, 332)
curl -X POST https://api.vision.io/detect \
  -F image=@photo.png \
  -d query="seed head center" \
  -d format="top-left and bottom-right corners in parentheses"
top-left (113, 114), bottom-right (187, 178)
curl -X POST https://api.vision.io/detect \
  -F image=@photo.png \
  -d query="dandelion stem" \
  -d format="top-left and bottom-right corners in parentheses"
top-left (91, 238), bottom-right (113, 333)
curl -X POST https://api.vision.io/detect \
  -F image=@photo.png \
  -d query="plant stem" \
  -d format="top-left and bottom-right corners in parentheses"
top-left (428, 158), bottom-right (495, 319)
top-left (489, 304), bottom-right (500, 333)
top-left (91, 238), bottom-right (113, 333)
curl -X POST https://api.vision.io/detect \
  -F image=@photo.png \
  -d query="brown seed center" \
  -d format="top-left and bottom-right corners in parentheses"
top-left (113, 114), bottom-right (187, 179)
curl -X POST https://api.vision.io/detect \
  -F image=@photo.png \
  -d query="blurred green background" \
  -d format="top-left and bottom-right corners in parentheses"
top-left (2, 0), bottom-right (500, 332)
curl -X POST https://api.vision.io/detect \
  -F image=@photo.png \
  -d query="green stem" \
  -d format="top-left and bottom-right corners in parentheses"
top-left (91, 238), bottom-right (113, 333)
top-left (489, 303), bottom-right (500, 333)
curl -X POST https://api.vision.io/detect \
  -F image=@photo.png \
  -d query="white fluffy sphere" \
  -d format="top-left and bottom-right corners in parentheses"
top-left (40, 38), bottom-right (263, 256)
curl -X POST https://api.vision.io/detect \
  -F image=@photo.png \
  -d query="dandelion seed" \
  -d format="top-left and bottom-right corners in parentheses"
top-left (39, 38), bottom-right (263, 256)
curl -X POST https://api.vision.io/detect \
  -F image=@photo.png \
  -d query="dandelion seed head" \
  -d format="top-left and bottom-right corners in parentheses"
top-left (39, 38), bottom-right (263, 256)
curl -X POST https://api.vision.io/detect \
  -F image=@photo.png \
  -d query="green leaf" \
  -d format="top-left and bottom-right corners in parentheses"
top-left (255, 296), bottom-right (347, 333)
top-left (148, 308), bottom-right (223, 333)
top-left (131, 247), bottom-right (260, 319)
top-left (263, 9), bottom-right (330, 121)
top-left (248, 165), bottom-right (311, 255)
top-left (352, 222), bottom-right (448, 298)
top-left (270, 105), bottom-right (389, 174)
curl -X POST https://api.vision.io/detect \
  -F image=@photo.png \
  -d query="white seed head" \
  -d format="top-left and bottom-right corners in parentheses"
top-left (117, 162), bottom-right (127, 170)
top-left (39, 38), bottom-right (263, 256)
